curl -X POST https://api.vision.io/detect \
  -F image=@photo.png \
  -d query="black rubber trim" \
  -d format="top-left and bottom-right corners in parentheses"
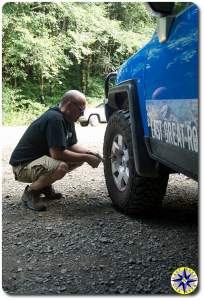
top-left (145, 137), bottom-right (198, 180)
top-left (104, 72), bottom-right (117, 99)
top-left (107, 80), bottom-right (159, 177)
top-left (104, 72), bottom-right (117, 121)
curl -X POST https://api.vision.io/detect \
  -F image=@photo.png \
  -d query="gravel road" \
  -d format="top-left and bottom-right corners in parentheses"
top-left (1, 124), bottom-right (198, 295)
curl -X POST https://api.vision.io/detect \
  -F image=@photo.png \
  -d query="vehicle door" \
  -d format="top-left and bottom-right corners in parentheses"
top-left (145, 4), bottom-right (198, 179)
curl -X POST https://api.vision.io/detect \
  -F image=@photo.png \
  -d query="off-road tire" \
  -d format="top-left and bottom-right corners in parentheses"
top-left (103, 110), bottom-right (169, 215)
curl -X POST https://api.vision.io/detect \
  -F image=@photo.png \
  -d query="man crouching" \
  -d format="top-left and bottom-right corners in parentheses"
top-left (9, 90), bottom-right (102, 211)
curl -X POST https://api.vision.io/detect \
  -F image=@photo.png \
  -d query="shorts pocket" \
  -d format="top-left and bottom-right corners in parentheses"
top-left (30, 164), bottom-right (49, 182)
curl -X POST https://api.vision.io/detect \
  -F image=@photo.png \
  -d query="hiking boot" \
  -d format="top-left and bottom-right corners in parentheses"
top-left (40, 185), bottom-right (62, 200)
top-left (21, 185), bottom-right (46, 211)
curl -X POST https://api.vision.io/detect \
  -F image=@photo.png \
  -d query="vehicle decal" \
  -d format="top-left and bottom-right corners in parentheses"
top-left (146, 99), bottom-right (198, 153)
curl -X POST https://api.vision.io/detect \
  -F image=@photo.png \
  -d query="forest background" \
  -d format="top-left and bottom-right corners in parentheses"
top-left (2, 2), bottom-right (157, 125)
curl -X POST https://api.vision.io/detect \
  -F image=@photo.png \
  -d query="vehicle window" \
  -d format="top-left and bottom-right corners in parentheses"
top-left (173, 2), bottom-right (192, 15)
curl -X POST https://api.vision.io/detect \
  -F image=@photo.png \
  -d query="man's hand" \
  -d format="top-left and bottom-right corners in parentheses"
top-left (50, 146), bottom-right (103, 168)
top-left (86, 150), bottom-right (104, 162)
top-left (69, 144), bottom-right (104, 161)
top-left (86, 154), bottom-right (102, 168)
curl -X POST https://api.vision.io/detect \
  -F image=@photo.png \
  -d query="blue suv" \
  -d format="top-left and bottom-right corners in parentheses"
top-left (103, 2), bottom-right (198, 215)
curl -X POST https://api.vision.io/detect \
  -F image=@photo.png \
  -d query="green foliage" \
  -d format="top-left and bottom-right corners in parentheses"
top-left (2, 2), bottom-right (157, 125)
top-left (105, 2), bottom-right (156, 33)
top-left (2, 85), bottom-right (48, 125)
top-left (87, 77), bottom-right (104, 98)
top-left (86, 97), bottom-right (103, 107)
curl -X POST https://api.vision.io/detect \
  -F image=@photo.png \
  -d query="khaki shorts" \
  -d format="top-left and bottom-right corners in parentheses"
top-left (12, 155), bottom-right (62, 183)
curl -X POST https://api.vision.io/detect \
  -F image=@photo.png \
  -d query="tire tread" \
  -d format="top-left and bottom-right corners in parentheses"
top-left (103, 111), bottom-right (169, 215)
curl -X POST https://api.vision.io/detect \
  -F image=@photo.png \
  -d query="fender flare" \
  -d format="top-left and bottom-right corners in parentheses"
top-left (106, 80), bottom-right (159, 177)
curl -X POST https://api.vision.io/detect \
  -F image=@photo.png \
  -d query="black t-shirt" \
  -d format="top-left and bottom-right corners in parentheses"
top-left (9, 106), bottom-right (77, 166)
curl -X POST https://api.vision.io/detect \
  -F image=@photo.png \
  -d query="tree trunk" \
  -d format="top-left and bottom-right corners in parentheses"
top-left (80, 56), bottom-right (92, 94)
top-left (86, 55), bottom-right (92, 93)
top-left (39, 73), bottom-right (44, 103)
top-left (14, 77), bottom-right (17, 88)
top-left (80, 61), bottom-right (86, 94)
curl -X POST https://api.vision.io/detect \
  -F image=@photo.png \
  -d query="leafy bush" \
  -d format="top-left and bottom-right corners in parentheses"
top-left (2, 2), bottom-right (156, 125)
top-left (86, 96), bottom-right (102, 106)
top-left (2, 85), bottom-right (101, 125)
top-left (87, 76), bottom-right (104, 98)
top-left (2, 86), bottom-right (48, 125)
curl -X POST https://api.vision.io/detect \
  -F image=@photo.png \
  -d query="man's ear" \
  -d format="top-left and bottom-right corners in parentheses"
top-left (65, 101), bottom-right (72, 110)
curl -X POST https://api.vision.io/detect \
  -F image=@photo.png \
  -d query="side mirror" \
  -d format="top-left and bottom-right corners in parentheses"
top-left (146, 2), bottom-right (175, 43)
top-left (146, 2), bottom-right (175, 17)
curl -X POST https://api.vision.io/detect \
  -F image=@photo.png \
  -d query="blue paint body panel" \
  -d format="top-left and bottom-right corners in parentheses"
top-left (116, 4), bottom-right (198, 158)
top-left (145, 5), bottom-right (198, 102)
top-left (116, 43), bottom-right (151, 135)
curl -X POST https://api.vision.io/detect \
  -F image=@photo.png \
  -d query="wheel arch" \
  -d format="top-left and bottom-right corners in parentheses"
top-left (105, 80), bottom-right (159, 177)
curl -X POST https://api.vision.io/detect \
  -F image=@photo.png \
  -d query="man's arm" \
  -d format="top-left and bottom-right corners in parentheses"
top-left (69, 143), bottom-right (90, 154)
top-left (50, 147), bottom-right (87, 162)
top-left (69, 143), bottom-right (103, 160)
top-left (49, 147), bottom-right (101, 168)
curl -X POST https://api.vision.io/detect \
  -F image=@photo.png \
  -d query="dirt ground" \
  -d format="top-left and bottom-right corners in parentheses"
top-left (1, 124), bottom-right (199, 295)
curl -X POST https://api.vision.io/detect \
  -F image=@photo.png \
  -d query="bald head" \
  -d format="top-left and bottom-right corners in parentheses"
top-left (60, 90), bottom-right (86, 108)
top-left (59, 90), bottom-right (86, 122)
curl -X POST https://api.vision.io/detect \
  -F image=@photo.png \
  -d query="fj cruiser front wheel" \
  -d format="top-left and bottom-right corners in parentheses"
top-left (103, 111), bottom-right (169, 215)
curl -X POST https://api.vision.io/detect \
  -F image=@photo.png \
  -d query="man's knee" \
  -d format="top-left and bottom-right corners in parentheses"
top-left (67, 161), bottom-right (84, 172)
top-left (74, 162), bottom-right (84, 167)
top-left (55, 162), bottom-right (68, 178)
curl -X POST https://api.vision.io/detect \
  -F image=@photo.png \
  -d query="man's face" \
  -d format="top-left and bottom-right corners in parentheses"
top-left (70, 101), bottom-right (86, 122)
top-left (63, 99), bottom-right (86, 122)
